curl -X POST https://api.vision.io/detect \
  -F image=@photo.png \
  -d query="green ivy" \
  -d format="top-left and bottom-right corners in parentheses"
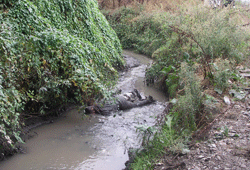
top-left (0, 0), bottom-right (123, 152)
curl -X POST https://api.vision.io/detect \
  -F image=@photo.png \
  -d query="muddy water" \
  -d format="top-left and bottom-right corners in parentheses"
top-left (0, 50), bottom-right (167, 170)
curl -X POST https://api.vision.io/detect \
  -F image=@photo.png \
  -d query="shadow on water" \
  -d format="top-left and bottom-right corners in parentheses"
top-left (0, 50), bottom-right (167, 170)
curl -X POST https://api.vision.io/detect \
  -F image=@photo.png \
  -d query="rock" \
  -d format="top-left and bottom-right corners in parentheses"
top-left (155, 163), bottom-right (164, 166)
top-left (216, 155), bottom-right (222, 161)
top-left (241, 164), bottom-right (247, 168)
top-left (239, 69), bottom-right (250, 73)
top-left (224, 96), bottom-right (231, 105)
top-left (195, 143), bottom-right (200, 148)
top-left (229, 89), bottom-right (246, 100)
top-left (240, 73), bottom-right (250, 78)
top-left (228, 133), bottom-right (238, 137)
top-left (234, 105), bottom-right (241, 109)
top-left (198, 155), bottom-right (204, 159)
top-left (203, 157), bottom-right (211, 162)
top-left (218, 141), bottom-right (227, 147)
top-left (241, 111), bottom-right (249, 116)
top-left (192, 166), bottom-right (201, 170)
top-left (210, 144), bottom-right (216, 148)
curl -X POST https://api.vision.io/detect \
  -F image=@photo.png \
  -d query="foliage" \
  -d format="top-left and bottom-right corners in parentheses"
top-left (131, 115), bottom-right (189, 169)
top-left (105, 3), bottom-right (249, 86)
top-left (160, 65), bottom-right (179, 98)
top-left (0, 66), bottom-right (23, 144)
top-left (103, 2), bottom-right (250, 168)
top-left (106, 7), bottom-right (168, 56)
top-left (0, 0), bottom-right (123, 154)
top-left (212, 59), bottom-right (234, 92)
top-left (172, 63), bottom-right (204, 131)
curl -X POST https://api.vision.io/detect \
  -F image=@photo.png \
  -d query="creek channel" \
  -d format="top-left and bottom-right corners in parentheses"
top-left (0, 50), bottom-right (167, 170)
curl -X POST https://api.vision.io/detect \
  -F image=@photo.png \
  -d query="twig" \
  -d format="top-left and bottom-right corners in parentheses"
top-left (242, 22), bottom-right (250, 27)
top-left (169, 25), bottom-right (213, 78)
top-left (193, 100), bottom-right (237, 138)
top-left (173, 153), bottom-right (180, 160)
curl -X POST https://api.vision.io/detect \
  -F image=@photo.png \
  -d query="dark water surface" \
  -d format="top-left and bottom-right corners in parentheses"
top-left (0, 50), bottom-right (167, 170)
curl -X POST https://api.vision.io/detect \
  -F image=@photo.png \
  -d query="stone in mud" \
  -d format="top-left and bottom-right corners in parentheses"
top-left (224, 96), bottom-right (231, 105)
top-left (85, 89), bottom-right (155, 115)
top-left (123, 55), bottom-right (140, 68)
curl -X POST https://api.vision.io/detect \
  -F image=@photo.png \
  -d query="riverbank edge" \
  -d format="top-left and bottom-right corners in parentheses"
top-left (122, 65), bottom-right (250, 170)
top-left (0, 103), bottom-right (76, 161)
top-left (0, 52), bottom-right (141, 161)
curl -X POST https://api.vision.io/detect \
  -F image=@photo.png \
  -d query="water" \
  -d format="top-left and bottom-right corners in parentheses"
top-left (0, 50), bottom-right (167, 170)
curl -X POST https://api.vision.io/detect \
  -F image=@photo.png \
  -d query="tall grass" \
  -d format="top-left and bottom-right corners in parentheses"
top-left (103, 1), bottom-right (250, 169)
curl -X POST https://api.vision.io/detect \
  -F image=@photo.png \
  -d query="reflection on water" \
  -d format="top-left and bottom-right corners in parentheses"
top-left (0, 50), bottom-right (167, 170)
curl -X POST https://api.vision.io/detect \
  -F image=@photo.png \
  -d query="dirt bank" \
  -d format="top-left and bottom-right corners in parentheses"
top-left (154, 73), bottom-right (250, 170)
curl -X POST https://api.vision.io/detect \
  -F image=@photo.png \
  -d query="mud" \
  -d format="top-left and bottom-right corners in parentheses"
top-left (0, 50), bottom-right (167, 170)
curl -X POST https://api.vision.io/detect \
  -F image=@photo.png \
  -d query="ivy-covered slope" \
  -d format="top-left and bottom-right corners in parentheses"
top-left (0, 0), bottom-right (123, 155)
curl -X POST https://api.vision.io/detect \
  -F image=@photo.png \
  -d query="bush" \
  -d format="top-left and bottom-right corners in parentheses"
top-left (0, 0), bottom-right (123, 154)
top-left (105, 7), bottom-right (169, 56)
top-left (212, 59), bottom-right (234, 92)
top-left (105, 2), bottom-right (250, 168)
top-left (173, 63), bottom-right (203, 131)
top-left (105, 3), bottom-right (249, 88)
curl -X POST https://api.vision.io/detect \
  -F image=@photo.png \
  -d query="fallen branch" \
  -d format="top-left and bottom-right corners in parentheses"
top-left (242, 22), bottom-right (250, 27)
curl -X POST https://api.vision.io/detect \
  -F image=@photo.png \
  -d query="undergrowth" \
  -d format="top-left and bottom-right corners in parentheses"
top-left (103, 0), bottom-right (250, 169)
top-left (0, 0), bottom-right (123, 157)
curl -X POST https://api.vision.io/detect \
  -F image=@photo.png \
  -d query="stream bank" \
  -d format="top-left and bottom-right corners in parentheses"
top-left (0, 50), bottom-right (167, 170)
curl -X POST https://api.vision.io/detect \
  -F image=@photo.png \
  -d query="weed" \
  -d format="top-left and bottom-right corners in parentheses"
top-left (131, 115), bottom-right (189, 169)
top-left (223, 126), bottom-right (229, 137)
top-left (102, 1), bottom-right (250, 169)
top-left (212, 59), bottom-right (234, 92)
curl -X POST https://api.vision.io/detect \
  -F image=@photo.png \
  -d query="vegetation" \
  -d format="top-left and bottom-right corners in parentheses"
top-left (102, 0), bottom-right (250, 169)
top-left (0, 0), bottom-right (123, 157)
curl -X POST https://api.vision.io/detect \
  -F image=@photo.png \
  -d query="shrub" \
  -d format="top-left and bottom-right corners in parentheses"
top-left (105, 3), bottom-right (249, 88)
top-left (173, 63), bottom-right (203, 131)
top-left (104, 2), bottom-right (250, 169)
top-left (212, 59), bottom-right (233, 92)
top-left (0, 0), bottom-right (123, 155)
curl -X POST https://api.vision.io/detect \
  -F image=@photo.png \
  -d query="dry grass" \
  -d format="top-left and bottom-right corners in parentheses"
top-left (98, 0), bottom-right (202, 12)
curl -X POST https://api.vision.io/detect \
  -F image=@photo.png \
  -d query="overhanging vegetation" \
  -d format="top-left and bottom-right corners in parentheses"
top-left (0, 0), bottom-right (123, 157)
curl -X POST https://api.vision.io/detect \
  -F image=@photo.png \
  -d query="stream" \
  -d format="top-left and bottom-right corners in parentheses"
top-left (0, 50), bottom-right (167, 170)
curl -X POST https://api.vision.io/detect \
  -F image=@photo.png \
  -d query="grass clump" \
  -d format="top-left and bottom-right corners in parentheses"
top-left (130, 115), bottom-right (187, 170)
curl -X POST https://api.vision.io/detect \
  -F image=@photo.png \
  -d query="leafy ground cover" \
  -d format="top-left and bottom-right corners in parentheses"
top-left (102, 0), bottom-right (250, 169)
top-left (0, 0), bottom-right (123, 158)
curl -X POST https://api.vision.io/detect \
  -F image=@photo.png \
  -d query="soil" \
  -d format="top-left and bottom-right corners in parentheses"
top-left (154, 73), bottom-right (250, 170)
